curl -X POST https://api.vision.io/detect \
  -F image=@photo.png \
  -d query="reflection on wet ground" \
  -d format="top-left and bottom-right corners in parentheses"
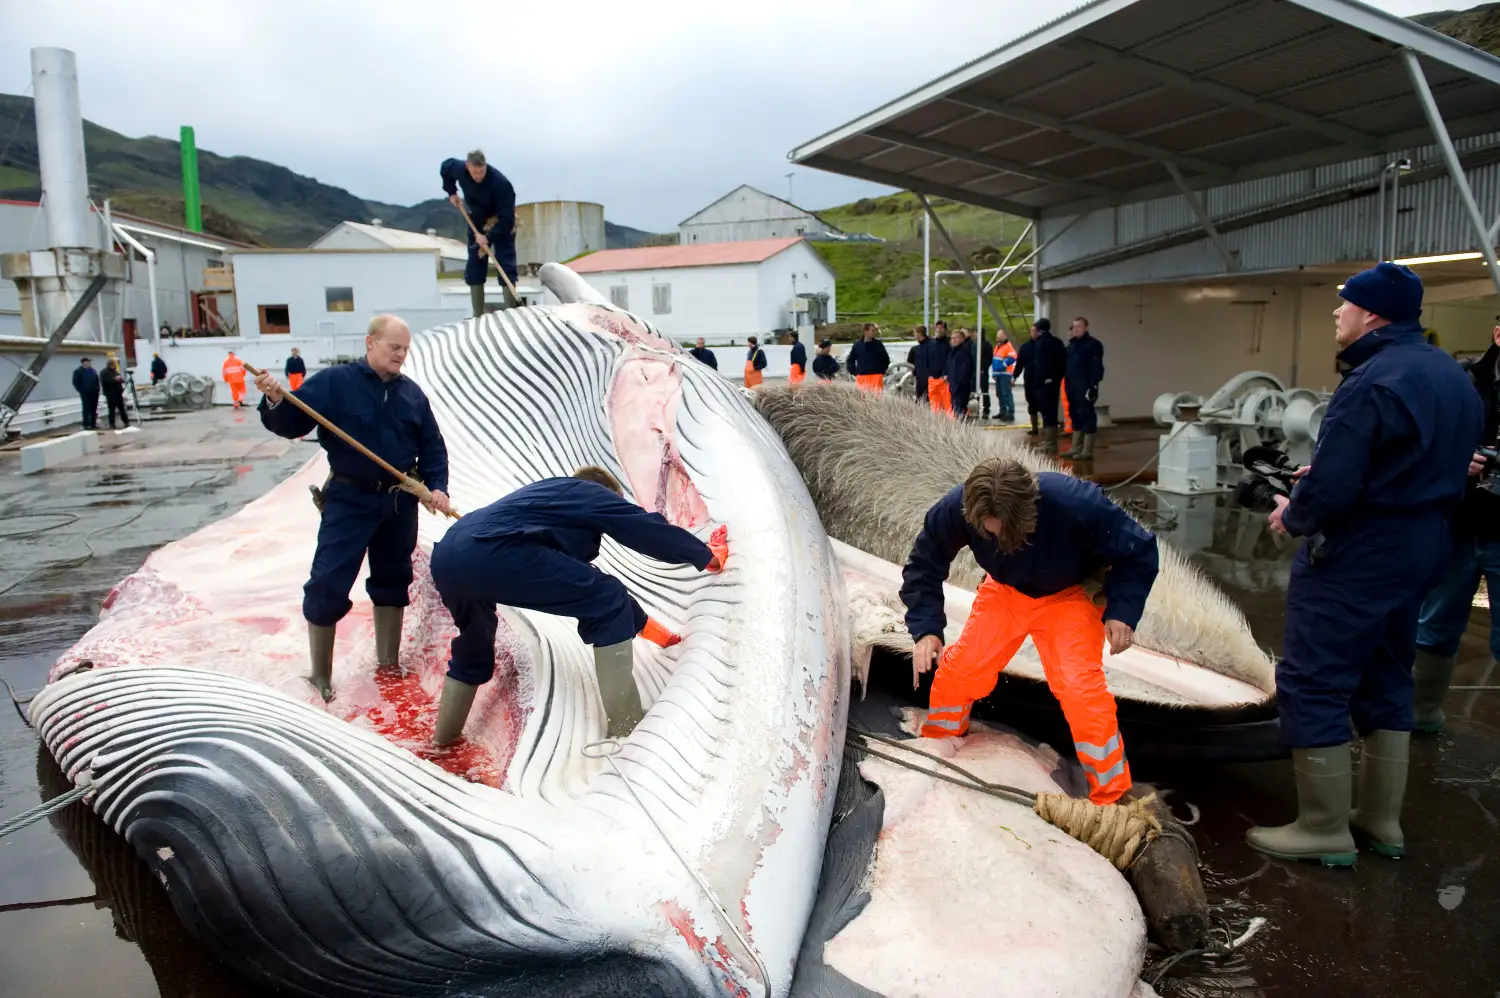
top-left (0, 415), bottom-right (1496, 996)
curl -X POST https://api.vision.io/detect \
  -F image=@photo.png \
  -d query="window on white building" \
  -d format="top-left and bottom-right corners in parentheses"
top-left (652, 284), bottom-right (671, 315)
top-left (325, 287), bottom-right (355, 312)
top-left (259, 304), bottom-right (291, 335)
top-left (609, 286), bottom-right (629, 309)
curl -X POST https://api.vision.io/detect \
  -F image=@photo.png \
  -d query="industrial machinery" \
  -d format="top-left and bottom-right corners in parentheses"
top-left (1150, 371), bottom-right (1328, 496)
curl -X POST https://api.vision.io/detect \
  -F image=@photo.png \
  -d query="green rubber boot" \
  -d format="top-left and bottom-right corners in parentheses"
top-left (594, 640), bottom-right (645, 738)
top-left (1063, 431), bottom-right (1084, 459)
top-left (1027, 411), bottom-right (1040, 436)
top-left (1246, 744), bottom-right (1358, 867)
top-left (433, 677), bottom-right (479, 746)
top-left (1078, 432), bottom-right (1096, 460)
top-left (1042, 425), bottom-right (1059, 454)
top-left (469, 284), bottom-right (485, 318)
top-left (308, 623), bottom-right (336, 702)
top-left (1349, 729), bottom-right (1410, 858)
top-left (1412, 649), bottom-right (1455, 734)
top-left (373, 605), bottom-right (403, 668)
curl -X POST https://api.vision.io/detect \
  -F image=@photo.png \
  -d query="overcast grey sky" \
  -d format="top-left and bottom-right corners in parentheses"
top-left (4, 0), bottom-right (1448, 231)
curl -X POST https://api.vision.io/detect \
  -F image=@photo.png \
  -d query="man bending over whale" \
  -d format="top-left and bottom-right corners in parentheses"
top-left (900, 457), bottom-right (1158, 804)
top-left (429, 466), bottom-right (728, 744)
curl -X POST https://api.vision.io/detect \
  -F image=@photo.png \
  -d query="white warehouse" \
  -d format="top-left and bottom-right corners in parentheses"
top-left (568, 237), bottom-right (836, 341)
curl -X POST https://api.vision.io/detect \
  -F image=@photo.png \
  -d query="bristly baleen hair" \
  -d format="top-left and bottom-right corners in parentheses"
top-left (754, 383), bottom-right (1275, 695)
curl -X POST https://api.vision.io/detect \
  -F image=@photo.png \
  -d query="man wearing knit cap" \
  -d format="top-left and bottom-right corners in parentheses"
top-left (1246, 262), bottom-right (1482, 866)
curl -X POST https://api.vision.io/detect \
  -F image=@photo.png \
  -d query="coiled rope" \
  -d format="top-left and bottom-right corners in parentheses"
top-left (583, 738), bottom-right (769, 992)
top-left (848, 726), bottom-right (1164, 871)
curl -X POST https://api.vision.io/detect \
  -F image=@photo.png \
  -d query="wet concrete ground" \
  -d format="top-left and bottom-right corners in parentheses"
top-left (0, 414), bottom-right (1496, 996)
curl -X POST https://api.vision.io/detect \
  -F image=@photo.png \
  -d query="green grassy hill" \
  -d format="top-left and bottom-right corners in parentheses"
top-left (1412, 3), bottom-right (1500, 52)
top-left (0, 94), bottom-right (659, 248)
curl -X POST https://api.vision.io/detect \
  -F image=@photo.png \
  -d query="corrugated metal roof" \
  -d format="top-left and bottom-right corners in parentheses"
top-left (788, 0), bottom-right (1500, 219)
top-left (568, 237), bottom-right (804, 274)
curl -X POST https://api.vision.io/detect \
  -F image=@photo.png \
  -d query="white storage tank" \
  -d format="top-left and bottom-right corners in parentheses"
top-left (514, 201), bottom-right (606, 271)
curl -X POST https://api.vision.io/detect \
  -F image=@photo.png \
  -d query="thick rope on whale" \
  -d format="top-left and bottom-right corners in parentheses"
top-left (849, 728), bottom-right (1161, 870)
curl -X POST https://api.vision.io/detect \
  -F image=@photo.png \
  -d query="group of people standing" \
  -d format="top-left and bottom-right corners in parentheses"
top-left (71, 356), bottom-right (131, 430)
top-left (1013, 316), bottom-right (1105, 461)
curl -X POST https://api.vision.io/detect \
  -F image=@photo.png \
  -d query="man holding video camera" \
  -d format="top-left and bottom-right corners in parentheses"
top-left (1248, 263), bottom-right (1481, 866)
top-left (1410, 322), bottom-right (1500, 735)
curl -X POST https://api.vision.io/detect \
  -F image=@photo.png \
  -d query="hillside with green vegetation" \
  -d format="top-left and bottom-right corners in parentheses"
top-left (1412, 3), bottom-right (1500, 52)
top-left (0, 94), bottom-right (658, 247)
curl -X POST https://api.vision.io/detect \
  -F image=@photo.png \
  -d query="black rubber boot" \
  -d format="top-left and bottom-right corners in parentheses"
top-left (308, 623), bottom-right (336, 702)
top-left (1245, 744), bottom-right (1357, 866)
top-left (1412, 649), bottom-right (1456, 734)
top-left (1349, 729), bottom-right (1410, 859)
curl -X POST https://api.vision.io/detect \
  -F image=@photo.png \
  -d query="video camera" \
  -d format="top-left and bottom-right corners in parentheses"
top-left (1233, 446), bottom-right (1300, 513)
top-left (1476, 446), bottom-right (1500, 497)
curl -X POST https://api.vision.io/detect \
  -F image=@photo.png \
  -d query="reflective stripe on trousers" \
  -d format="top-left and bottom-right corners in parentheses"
top-left (924, 576), bottom-right (1131, 805)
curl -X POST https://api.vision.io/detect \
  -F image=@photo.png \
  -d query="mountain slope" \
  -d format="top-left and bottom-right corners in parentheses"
top-left (1411, 3), bottom-right (1500, 53)
top-left (0, 94), bottom-right (662, 248)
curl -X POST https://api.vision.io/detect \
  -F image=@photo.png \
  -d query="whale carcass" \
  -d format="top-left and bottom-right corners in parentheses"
top-left (28, 266), bottom-right (850, 998)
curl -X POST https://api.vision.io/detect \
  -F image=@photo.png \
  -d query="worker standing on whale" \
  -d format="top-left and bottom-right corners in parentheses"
top-left (441, 149), bottom-right (518, 318)
top-left (254, 314), bottom-right (451, 701)
top-left (427, 466), bottom-right (728, 744)
top-left (900, 457), bottom-right (1159, 805)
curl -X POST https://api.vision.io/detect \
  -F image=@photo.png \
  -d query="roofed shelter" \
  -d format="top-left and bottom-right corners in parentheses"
top-left (790, 0), bottom-right (1500, 417)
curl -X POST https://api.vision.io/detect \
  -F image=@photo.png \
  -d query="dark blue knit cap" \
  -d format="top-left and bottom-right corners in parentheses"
top-left (1338, 262), bottom-right (1423, 323)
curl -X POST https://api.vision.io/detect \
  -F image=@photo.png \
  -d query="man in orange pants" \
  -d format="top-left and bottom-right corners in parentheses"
top-left (900, 457), bottom-right (1159, 804)
top-left (847, 323), bottom-right (890, 393)
top-left (222, 349), bottom-right (247, 408)
top-left (744, 336), bottom-right (767, 388)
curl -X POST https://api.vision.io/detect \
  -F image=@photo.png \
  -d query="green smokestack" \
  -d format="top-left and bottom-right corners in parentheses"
top-left (180, 125), bottom-right (202, 233)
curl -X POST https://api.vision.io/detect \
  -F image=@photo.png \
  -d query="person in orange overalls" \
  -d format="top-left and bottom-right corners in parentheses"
top-left (285, 347), bottom-right (307, 391)
top-left (788, 332), bottom-right (807, 384)
top-left (222, 350), bottom-right (247, 408)
top-left (926, 322), bottom-right (952, 414)
top-left (846, 323), bottom-right (890, 393)
top-left (900, 457), bottom-right (1159, 805)
top-left (744, 336), bottom-right (768, 388)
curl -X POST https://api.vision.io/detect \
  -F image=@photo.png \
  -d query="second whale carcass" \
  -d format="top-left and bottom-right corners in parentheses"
top-left (28, 266), bottom-right (850, 998)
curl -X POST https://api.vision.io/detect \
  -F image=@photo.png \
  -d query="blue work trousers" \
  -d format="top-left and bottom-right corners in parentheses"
top-left (993, 374), bottom-right (1014, 420)
top-left (1035, 382), bottom-right (1062, 428)
top-left (304, 482), bottom-right (419, 626)
top-left (430, 536), bottom-right (646, 686)
top-left (464, 220), bottom-right (518, 289)
top-left (1278, 515), bottom-right (1448, 747)
top-left (1067, 387), bottom-right (1099, 434)
top-left (1416, 531), bottom-right (1500, 659)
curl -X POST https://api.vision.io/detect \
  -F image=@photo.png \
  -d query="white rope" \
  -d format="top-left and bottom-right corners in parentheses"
top-left (583, 739), bottom-right (769, 992)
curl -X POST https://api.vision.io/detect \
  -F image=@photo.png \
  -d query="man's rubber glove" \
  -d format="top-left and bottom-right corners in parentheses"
top-left (706, 524), bottom-right (729, 574)
top-left (1085, 385), bottom-right (1099, 403)
top-left (640, 617), bottom-right (682, 648)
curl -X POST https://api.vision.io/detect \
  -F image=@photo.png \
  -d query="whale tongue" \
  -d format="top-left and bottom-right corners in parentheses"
top-left (611, 350), bottom-right (710, 528)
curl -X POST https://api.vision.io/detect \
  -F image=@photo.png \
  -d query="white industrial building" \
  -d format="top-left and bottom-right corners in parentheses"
top-left (515, 201), bottom-right (606, 272)
top-left (567, 237), bottom-right (836, 341)
top-left (310, 221), bottom-right (468, 277)
top-left (678, 185), bottom-right (843, 244)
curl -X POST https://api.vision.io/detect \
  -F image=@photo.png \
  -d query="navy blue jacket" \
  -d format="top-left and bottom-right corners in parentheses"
top-left (457, 477), bottom-right (712, 569)
top-left (259, 358), bottom-right (449, 493)
top-left (909, 340), bottom-right (929, 383)
top-left (747, 346), bottom-right (767, 371)
top-left (790, 341), bottom-right (807, 369)
top-left (1013, 339), bottom-right (1036, 396)
top-left (1283, 319), bottom-right (1482, 539)
top-left (923, 337), bottom-right (951, 381)
top-left (977, 336), bottom-right (994, 392)
top-left (689, 346), bottom-right (718, 370)
top-left (847, 338), bottom-right (891, 377)
top-left (1066, 332), bottom-right (1104, 392)
top-left (285, 354), bottom-right (307, 377)
top-left (100, 365), bottom-right (126, 398)
top-left (73, 365), bottom-right (99, 394)
top-left (813, 353), bottom-right (839, 380)
top-left (1033, 331), bottom-right (1067, 385)
top-left (901, 473), bottom-right (1159, 640)
top-left (440, 158), bottom-right (517, 271)
top-left (946, 338), bottom-right (976, 401)
top-left (150, 357), bottom-right (168, 380)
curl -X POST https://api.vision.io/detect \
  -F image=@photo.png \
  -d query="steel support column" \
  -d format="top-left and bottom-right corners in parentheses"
top-left (918, 193), bottom-right (1009, 337)
top-left (1165, 162), bottom-right (1237, 271)
top-left (1402, 48), bottom-right (1500, 297)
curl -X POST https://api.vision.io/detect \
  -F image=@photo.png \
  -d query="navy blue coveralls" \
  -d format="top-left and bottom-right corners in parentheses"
top-left (909, 339), bottom-right (929, 400)
top-left (1065, 332), bottom-right (1105, 434)
top-left (946, 339), bottom-right (976, 417)
top-left (440, 158), bottom-right (517, 289)
top-left (689, 346), bottom-right (718, 370)
top-left (900, 473), bottom-right (1160, 639)
top-left (73, 363), bottom-right (99, 429)
top-left (790, 339), bottom-right (807, 376)
top-left (813, 352), bottom-right (839, 381)
top-left (1279, 319), bottom-right (1482, 747)
top-left (1013, 338), bottom-right (1037, 418)
top-left (977, 335), bottom-right (994, 418)
top-left (260, 359), bottom-right (449, 627)
top-left (430, 478), bottom-right (713, 685)
top-left (1030, 330), bottom-right (1068, 428)
top-left (150, 356), bottom-right (168, 384)
top-left (285, 353), bottom-right (307, 378)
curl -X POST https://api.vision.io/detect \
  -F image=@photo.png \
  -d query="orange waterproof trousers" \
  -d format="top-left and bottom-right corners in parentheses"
top-left (922, 577), bottom-right (1131, 805)
top-left (928, 376), bottom-right (952, 415)
top-left (288, 373), bottom-right (305, 391)
top-left (1060, 379), bottom-right (1072, 433)
top-left (744, 361), bottom-right (764, 388)
top-left (855, 374), bottom-right (885, 393)
top-left (789, 363), bottom-right (805, 384)
top-left (228, 380), bottom-right (246, 406)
